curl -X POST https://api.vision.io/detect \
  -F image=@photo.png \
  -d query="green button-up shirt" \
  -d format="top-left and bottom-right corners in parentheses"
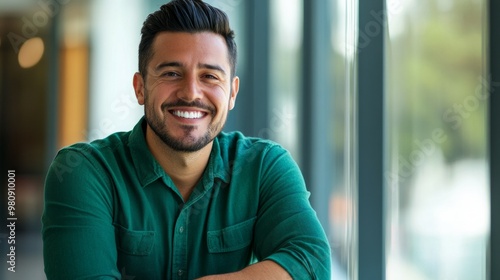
top-left (42, 118), bottom-right (331, 279)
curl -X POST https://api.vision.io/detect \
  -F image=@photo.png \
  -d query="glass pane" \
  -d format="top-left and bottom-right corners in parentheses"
top-left (385, 0), bottom-right (489, 279)
top-left (269, 1), bottom-right (358, 279)
top-left (329, 0), bottom-right (358, 278)
top-left (269, 0), bottom-right (302, 159)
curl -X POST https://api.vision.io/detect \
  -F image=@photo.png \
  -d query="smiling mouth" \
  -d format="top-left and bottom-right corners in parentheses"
top-left (170, 110), bottom-right (208, 119)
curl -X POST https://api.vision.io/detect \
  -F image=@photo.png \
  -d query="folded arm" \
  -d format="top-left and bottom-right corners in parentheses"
top-left (200, 145), bottom-right (332, 279)
top-left (196, 260), bottom-right (291, 280)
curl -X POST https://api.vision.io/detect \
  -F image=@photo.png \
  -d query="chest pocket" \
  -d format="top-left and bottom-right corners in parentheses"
top-left (115, 224), bottom-right (156, 256)
top-left (207, 217), bottom-right (257, 253)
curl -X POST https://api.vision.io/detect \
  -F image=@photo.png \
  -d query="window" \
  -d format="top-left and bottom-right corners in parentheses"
top-left (1, 0), bottom-right (496, 278)
top-left (385, 0), bottom-right (489, 279)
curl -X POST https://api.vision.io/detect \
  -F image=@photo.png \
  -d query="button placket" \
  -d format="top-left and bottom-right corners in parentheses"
top-left (172, 210), bottom-right (188, 280)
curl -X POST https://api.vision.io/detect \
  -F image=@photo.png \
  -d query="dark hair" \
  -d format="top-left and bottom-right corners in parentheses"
top-left (138, 0), bottom-right (237, 79)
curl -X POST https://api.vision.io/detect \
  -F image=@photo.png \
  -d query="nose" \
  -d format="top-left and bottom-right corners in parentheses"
top-left (177, 75), bottom-right (203, 102)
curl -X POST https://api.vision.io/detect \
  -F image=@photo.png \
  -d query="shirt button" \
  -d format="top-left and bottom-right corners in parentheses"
top-left (179, 226), bottom-right (184, 233)
top-left (178, 269), bottom-right (184, 276)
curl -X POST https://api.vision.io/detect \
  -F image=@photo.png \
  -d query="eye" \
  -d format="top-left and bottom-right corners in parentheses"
top-left (161, 71), bottom-right (180, 77)
top-left (203, 74), bottom-right (218, 80)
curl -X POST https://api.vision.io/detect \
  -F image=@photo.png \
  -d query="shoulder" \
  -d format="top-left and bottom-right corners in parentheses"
top-left (57, 131), bottom-right (130, 160)
top-left (216, 131), bottom-right (286, 156)
top-left (215, 131), bottom-right (297, 177)
top-left (47, 131), bottom-right (131, 183)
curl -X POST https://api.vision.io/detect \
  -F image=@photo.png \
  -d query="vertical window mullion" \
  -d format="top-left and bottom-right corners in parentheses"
top-left (357, 0), bottom-right (385, 279)
top-left (248, 1), bottom-right (270, 135)
top-left (489, 0), bottom-right (499, 277)
top-left (228, 0), bottom-right (270, 136)
top-left (301, 0), bottom-right (332, 232)
top-left (45, 14), bottom-right (61, 168)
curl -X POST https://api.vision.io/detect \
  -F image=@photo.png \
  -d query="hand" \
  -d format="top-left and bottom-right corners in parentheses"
top-left (195, 260), bottom-right (292, 280)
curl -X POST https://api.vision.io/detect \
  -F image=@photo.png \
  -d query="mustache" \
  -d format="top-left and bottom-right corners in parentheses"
top-left (161, 100), bottom-right (216, 115)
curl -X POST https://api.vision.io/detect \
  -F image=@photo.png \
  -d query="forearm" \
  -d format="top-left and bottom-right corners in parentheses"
top-left (195, 260), bottom-right (291, 280)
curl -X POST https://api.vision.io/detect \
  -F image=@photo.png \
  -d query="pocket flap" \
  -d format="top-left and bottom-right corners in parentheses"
top-left (116, 225), bottom-right (155, 256)
top-left (207, 217), bottom-right (256, 253)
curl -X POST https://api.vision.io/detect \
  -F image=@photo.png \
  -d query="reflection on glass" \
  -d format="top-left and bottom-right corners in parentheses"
top-left (385, 0), bottom-right (489, 279)
top-left (329, 0), bottom-right (358, 279)
top-left (270, 1), bottom-right (358, 278)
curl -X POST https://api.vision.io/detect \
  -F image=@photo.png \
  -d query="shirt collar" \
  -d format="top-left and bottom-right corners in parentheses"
top-left (128, 118), bottom-right (165, 187)
top-left (205, 136), bottom-right (230, 186)
top-left (128, 117), bottom-right (230, 188)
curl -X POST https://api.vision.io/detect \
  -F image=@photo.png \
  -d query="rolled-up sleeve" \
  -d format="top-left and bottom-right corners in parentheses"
top-left (253, 146), bottom-right (332, 279)
top-left (42, 146), bottom-right (120, 279)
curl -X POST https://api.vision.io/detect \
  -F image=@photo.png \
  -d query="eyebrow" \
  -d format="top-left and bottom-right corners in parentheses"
top-left (199, 63), bottom-right (227, 76)
top-left (155, 62), bottom-right (227, 76)
top-left (155, 62), bottom-right (182, 71)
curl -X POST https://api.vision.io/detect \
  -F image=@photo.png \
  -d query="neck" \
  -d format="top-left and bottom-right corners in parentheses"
top-left (145, 125), bottom-right (212, 201)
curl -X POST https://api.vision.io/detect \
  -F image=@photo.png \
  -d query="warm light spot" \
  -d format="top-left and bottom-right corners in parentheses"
top-left (18, 37), bottom-right (45, 69)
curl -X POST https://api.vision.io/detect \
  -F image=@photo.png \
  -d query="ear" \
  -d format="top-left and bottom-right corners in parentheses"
top-left (133, 72), bottom-right (145, 105)
top-left (229, 76), bottom-right (240, 110)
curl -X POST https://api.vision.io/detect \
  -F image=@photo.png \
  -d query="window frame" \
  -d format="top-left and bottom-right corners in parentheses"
top-left (357, 0), bottom-right (385, 279)
top-left (489, 0), bottom-right (498, 278)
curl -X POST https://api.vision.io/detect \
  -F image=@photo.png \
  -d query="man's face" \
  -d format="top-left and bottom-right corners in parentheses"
top-left (134, 32), bottom-right (239, 152)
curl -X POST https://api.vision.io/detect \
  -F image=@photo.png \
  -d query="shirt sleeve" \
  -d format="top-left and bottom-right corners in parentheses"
top-left (42, 146), bottom-right (120, 279)
top-left (253, 145), bottom-right (332, 279)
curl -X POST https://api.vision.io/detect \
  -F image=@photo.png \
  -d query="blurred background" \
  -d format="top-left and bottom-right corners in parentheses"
top-left (0, 0), bottom-right (489, 279)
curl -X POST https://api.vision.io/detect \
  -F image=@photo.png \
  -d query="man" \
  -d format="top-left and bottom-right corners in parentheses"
top-left (42, 0), bottom-right (331, 279)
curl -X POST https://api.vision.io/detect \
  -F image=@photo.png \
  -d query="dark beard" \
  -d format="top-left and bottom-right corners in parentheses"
top-left (144, 98), bottom-right (222, 152)
top-left (146, 116), bottom-right (214, 152)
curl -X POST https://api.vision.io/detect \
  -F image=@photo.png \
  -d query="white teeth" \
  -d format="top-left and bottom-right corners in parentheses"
top-left (172, 110), bottom-right (204, 119)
